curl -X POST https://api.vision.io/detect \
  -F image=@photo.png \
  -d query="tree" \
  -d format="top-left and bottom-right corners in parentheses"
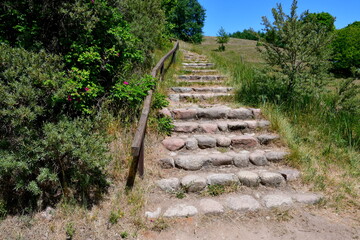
top-left (259, 0), bottom-right (333, 100)
top-left (167, 0), bottom-right (206, 43)
top-left (332, 21), bottom-right (360, 75)
top-left (303, 12), bottom-right (336, 32)
top-left (230, 28), bottom-right (265, 41)
top-left (217, 27), bottom-right (229, 51)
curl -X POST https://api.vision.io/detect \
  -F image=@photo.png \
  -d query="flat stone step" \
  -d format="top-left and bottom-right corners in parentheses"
top-left (183, 70), bottom-right (219, 74)
top-left (156, 168), bottom-right (301, 193)
top-left (169, 93), bottom-right (233, 102)
top-left (178, 75), bottom-right (226, 81)
top-left (170, 119), bottom-right (270, 134)
top-left (162, 134), bottom-right (280, 151)
top-left (171, 87), bottom-right (233, 93)
top-left (158, 150), bottom-right (289, 170)
top-left (163, 106), bottom-right (262, 120)
top-left (145, 191), bottom-right (323, 218)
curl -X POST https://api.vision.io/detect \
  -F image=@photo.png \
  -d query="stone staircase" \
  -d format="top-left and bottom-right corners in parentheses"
top-left (145, 50), bottom-right (322, 219)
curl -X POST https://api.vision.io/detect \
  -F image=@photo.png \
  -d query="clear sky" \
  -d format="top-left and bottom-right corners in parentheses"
top-left (197, 0), bottom-right (360, 36)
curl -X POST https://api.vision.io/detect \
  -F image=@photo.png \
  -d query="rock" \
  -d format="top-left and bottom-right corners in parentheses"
top-left (195, 135), bottom-right (217, 149)
top-left (185, 138), bottom-right (198, 150)
top-left (175, 155), bottom-right (209, 170)
top-left (162, 138), bottom-right (185, 151)
top-left (197, 106), bottom-right (230, 119)
top-left (216, 136), bottom-right (231, 147)
top-left (163, 204), bottom-right (198, 218)
top-left (237, 171), bottom-right (260, 187)
top-left (181, 175), bottom-right (207, 192)
top-left (257, 134), bottom-right (279, 145)
top-left (278, 168), bottom-right (301, 181)
top-left (263, 194), bottom-right (293, 208)
top-left (226, 195), bottom-right (261, 211)
top-left (259, 172), bottom-right (286, 187)
top-left (231, 136), bottom-right (258, 148)
top-left (217, 122), bottom-right (228, 131)
top-left (210, 154), bottom-right (233, 166)
top-left (207, 173), bottom-right (238, 186)
top-left (199, 123), bottom-right (218, 133)
top-left (258, 120), bottom-right (271, 128)
top-left (172, 109), bottom-right (197, 119)
top-left (199, 199), bottom-right (224, 215)
top-left (168, 94), bottom-right (180, 102)
top-left (265, 151), bottom-right (288, 162)
top-left (251, 108), bottom-right (262, 119)
top-left (145, 207), bottom-right (161, 218)
top-left (231, 151), bottom-right (250, 168)
top-left (40, 207), bottom-right (55, 221)
top-left (171, 87), bottom-right (192, 93)
top-left (249, 150), bottom-right (268, 166)
top-left (156, 178), bottom-right (180, 192)
top-left (173, 122), bottom-right (199, 133)
top-left (244, 120), bottom-right (258, 129)
top-left (159, 158), bottom-right (175, 168)
top-left (159, 108), bottom-right (172, 118)
top-left (228, 121), bottom-right (248, 131)
top-left (228, 108), bottom-right (253, 119)
top-left (292, 193), bottom-right (322, 204)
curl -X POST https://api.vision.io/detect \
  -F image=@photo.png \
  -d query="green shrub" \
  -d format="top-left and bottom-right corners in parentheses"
top-left (152, 92), bottom-right (169, 110)
top-left (157, 117), bottom-right (174, 136)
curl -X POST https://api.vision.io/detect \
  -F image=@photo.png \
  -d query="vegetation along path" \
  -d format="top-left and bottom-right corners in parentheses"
top-left (133, 47), bottom-right (357, 237)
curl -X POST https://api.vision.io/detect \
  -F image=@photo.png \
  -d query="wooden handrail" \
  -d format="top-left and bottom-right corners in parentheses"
top-left (126, 41), bottom-right (179, 190)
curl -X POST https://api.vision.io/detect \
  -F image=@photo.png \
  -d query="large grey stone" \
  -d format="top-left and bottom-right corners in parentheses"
top-left (162, 138), bottom-right (185, 151)
top-left (278, 168), bottom-right (301, 181)
top-left (225, 151), bottom-right (250, 168)
top-left (257, 134), bottom-right (279, 145)
top-left (159, 108), bottom-right (172, 118)
top-left (258, 120), bottom-right (271, 128)
top-left (228, 108), bottom-right (253, 119)
top-left (207, 174), bottom-right (238, 186)
top-left (237, 171), bottom-right (260, 187)
top-left (216, 136), bottom-right (232, 147)
top-left (226, 195), bottom-right (261, 211)
top-left (251, 108), bottom-right (262, 119)
top-left (228, 121), bottom-right (248, 131)
top-left (174, 155), bottom-right (209, 170)
top-left (265, 151), bottom-right (289, 162)
top-left (249, 150), bottom-right (268, 166)
top-left (199, 199), bottom-right (224, 215)
top-left (231, 136), bottom-right (258, 148)
top-left (171, 87), bottom-right (192, 93)
top-left (145, 207), bottom-right (161, 219)
top-left (173, 122), bottom-right (199, 133)
top-left (263, 194), bottom-right (293, 208)
top-left (195, 135), bottom-right (217, 149)
top-left (199, 123), bottom-right (218, 133)
top-left (163, 204), bottom-right (198, 218)
top-left (181, 175), bottom-right (207, 192)
top-left (159, 158), bottom-right (175, 169)
top-left (244, 120), bottom-right (258, 129)
top-left (156, 178), bottom-right (180, 192)
top-left (168, 94), bottom-right (180, 102)
top-left (210, 154), bottom-right (233, 166)
top-left (292, 193), bottom-right (322, 204)
top-left (217, 122), bottom-right (228, 131)
top-left (172, 109), bottom-right (197, 119)
top-left (185, 138), bottom-right (198, 150)
top-left (197, 107), bottom-right (230, 119)
top-left (259, 171), bottom-right (286, 187)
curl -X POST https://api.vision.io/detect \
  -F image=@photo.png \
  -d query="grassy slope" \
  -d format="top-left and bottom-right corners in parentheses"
top-left (189, 37), bottom-right (360, 212)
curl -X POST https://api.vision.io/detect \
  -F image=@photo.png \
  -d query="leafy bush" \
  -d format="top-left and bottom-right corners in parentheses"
top-left (230, 28), bottom-right (265, 40)
top-left (217, 27), bottom-right (229, 51)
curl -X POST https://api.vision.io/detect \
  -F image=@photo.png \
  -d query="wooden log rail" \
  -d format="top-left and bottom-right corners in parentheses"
top-left (126, 41), bottom-right (179, 190)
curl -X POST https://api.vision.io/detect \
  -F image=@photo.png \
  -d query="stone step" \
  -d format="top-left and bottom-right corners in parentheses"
top-left (183, 69), bottom-right (219, 75)
top-left (168, 93), bottom-right (233, 102)
top-left (178, 75), bottom-right (226, 81)
top-left (159, 150), bottom-right (289, 170)
top-left (145, 191), bottom-right (323, 218)
top-left (171, 87), bottom-right (233, 93)
top-left (161, 106), bottom-right (262, 120)
top-left (169, 119), bottom-right (271, 134)
top-left (162, 134), bottom-right (280, 151)
top-left (156, 167), bottom-right (301, 193)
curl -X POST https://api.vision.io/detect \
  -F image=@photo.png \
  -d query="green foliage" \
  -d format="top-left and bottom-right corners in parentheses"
top-left (216, 27), bottom-right (229, 51)
top-left (303, 12), bottom-right (336, 32)
top-left (332, 21), bottom-right (360, 75)
top-left (207, 184), bottom-right (225, 196)
top-left (157, 117), bottom-right (174, 136)
top-left (152, 92), bottom-right (170, 110)
top-left (230, 28), bottom-right (265, 40)
top-left (259, 0), bottom-right (332, 101)
top-left (65, 222), bottom-right (76, 240)
top-left (167, 0), bottom-right (206, 43)
top-left (109, 209), bottom-right (124, 225)
top-left (120, 231), bottom-right (129, 239)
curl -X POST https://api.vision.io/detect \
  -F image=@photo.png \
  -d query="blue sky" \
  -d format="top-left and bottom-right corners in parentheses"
top-left (198, 0), bottom-right (360, 36)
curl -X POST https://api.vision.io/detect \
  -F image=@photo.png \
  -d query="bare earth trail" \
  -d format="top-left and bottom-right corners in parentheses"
top-left (139, 49), bottom-right (360, 239)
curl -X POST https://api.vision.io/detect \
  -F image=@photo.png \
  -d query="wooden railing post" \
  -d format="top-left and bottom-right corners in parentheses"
top-left (137, 137), bottom-right (145, 178)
